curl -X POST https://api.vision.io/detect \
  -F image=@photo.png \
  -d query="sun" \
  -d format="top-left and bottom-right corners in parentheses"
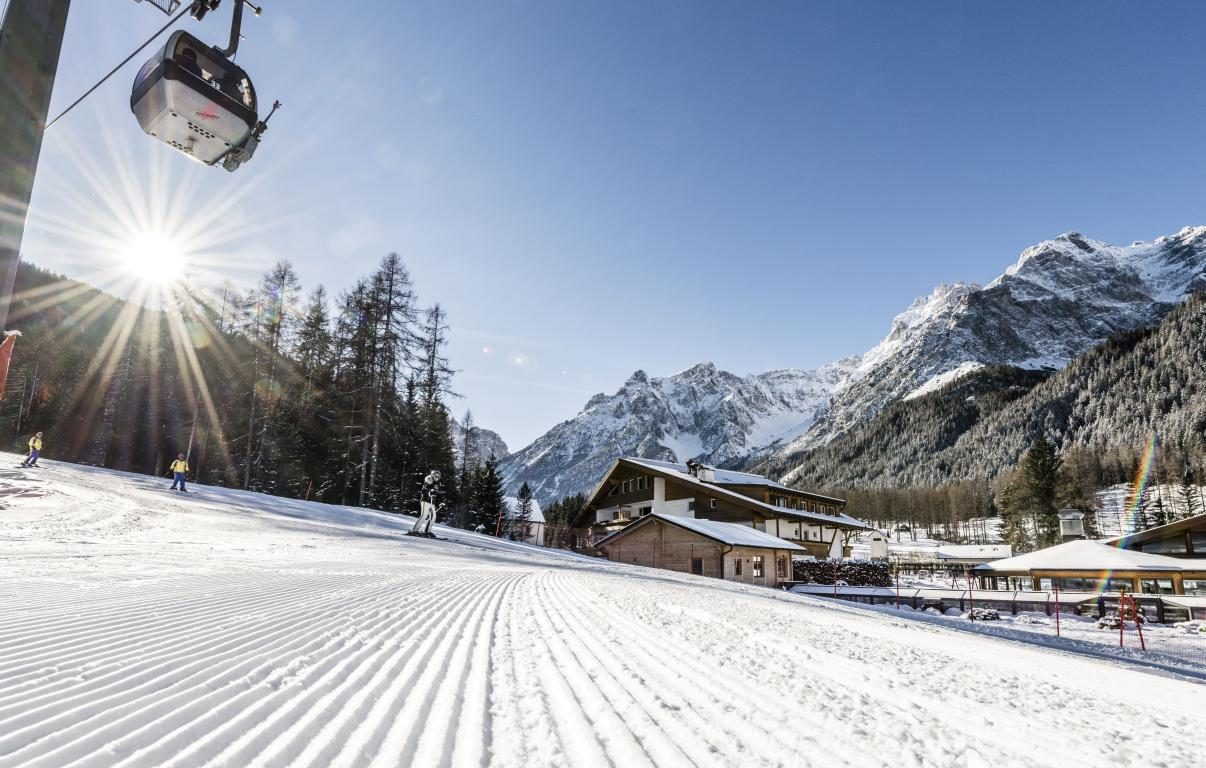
top-left (122, 232), bottom-right (186, 287)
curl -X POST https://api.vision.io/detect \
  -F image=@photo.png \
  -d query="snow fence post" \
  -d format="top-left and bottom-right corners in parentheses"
top-left (895, 565), bottom-right (900, 611)
top-left (1054, 585), bottom-right (1060, 638)
top-left (1129, 594), bottom-right (1146, 651)
top-left (966, 570), bottom-right (974, 621)
top-left (1118, 589), bottom-right (1125, 649)
top-left (832, 559), bottom-right (838, 599)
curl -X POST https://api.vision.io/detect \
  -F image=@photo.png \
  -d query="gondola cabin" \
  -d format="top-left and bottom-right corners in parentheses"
top-left (131, 30), bottom-right (260, 171)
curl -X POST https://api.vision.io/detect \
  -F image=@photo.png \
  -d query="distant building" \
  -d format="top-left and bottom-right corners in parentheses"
top-left (975, 539), bottom-right (1206, 595)
top-left (934, 544), bottom-right (1013, 565)
top-left (570, 457), bottom-right (869, 560)
top-left (502, 496), bottom-right (545, 547)
top-left (867, 532), bottom-right (889, 560)
top-left (596, 512), bottom-right (805, 585)
top-left (1108, 512), bottom-right (1206, 559)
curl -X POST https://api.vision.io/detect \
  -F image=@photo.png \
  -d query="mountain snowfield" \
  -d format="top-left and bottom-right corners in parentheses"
top-left (503, 227), bottom-right (1206, 498)
top-left (500, 359), bottom-right (858, 501)
top-left (4, 457), bottom-right (1205, 767)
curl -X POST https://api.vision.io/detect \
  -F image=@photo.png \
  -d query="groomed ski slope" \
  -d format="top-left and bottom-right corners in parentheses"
top-left (1, 456), bottom-right (1203, 768)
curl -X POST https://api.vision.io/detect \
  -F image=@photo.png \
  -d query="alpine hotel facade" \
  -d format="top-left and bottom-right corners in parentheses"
top-left (570, 457), bottom-right (869, 584)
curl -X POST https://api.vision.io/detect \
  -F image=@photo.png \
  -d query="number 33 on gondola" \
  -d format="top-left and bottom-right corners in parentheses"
top-left (131, 0), bottom-right (280, 172)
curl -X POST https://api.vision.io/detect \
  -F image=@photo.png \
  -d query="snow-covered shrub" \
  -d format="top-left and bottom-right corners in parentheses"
top-left (967, 607), bottom-right (1001, 621)
top-left (1173, 620), bottom-right (1206, 635)
top-left (1097, 611), bottom-right (1146, 630)
top-left (1014, 614), bottom-right (1049, 626)
top-left (792, 559), bottom-right (892, 587)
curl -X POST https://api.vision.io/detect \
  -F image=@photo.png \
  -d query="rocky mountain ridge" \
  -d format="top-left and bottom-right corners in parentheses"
top-left (500, 227), bottom-right (1206, 501)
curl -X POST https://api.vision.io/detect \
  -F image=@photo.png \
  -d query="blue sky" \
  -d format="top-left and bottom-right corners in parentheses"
top-left (22, 1), bottom-right (1206, 448)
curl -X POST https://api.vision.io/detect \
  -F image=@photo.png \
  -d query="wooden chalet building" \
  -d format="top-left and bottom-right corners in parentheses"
top-left (596, 513), bottom-right (805, 586)
top-left (571, 457), bottom-right (869, 561)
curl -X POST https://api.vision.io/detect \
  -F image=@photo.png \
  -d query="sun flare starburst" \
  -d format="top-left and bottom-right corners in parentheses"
top-left (122, 232), bottom-right (186, 288)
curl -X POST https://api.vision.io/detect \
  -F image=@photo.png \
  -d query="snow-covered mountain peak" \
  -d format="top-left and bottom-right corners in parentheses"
top-left (506, 226), bottom-right (1206, 499)
top-left (859, 281), bottom-right (977, 372)
top-left (770, 225), bottom-right (1206, 472)
top-left (499, 361), bottom-right (853, 501)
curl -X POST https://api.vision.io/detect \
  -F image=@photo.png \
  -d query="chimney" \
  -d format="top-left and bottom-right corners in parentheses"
top-left (1057, 509), bottom-right (1086, 542)
top-left (685, 459), bottom-right (700, 477)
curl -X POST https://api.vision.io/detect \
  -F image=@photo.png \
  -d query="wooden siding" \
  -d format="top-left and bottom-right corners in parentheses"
top-left (599, 518), bottom-right (795, 585)
top-left (601, 519), bottom-right (725, 578)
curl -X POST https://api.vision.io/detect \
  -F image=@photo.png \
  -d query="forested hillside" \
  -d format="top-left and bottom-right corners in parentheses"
top-left (0, 259), bottom-right (509, 528)
top-left (755, 366), bottom-right (1051, 486)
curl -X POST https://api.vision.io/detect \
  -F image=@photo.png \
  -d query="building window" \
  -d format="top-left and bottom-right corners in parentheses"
top-left (1184, 580), bottom-right (1206, 595)
top-left (691, 558), bottom-right (704, 576)
top-left (776, 557), bottom-right (787, 578)
top-left (752, 556), bottom-right (764, 578)
top-left (1140, 579), bottom-right (1176, 595)
top-left (1192, 533), bottom-right (1206, 554)
top-left (688, 500), bottom-right (696, 512)
top-left (709, 499), bottom-right (717, 509)
top-left (636, 477), bottom-right (646, 491)
top-left (638, 506), bottom-right (651, 517)
top-left (735, 558), bottom-right (743, 576)
top-left (1053, 577), bottom-right (1133, 592)
top-left (1141, 539), bottom-right (1188, 555)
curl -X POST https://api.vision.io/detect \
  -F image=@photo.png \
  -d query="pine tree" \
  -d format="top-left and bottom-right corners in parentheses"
top-left (245, 261), bottom-right (301, 494)
top-left (511, 482), bottom-right (534, 541)
top-left (543, 492), bottom-right (586, 549)
top-left (295, 286), bottom-right (332, 398)
top-left (1133, 480), bottom-right (1152, 531)
top-left (1023, 437), bottom-right (1061, 547)
top-left (995, 472), bottom-right (1033, 552)
top-left (472, 455), bottom-right (507, 535)
top-left (451, 409), bottom-right (479, 529)
top-left (1179, 466), bottom-right (1201, 520)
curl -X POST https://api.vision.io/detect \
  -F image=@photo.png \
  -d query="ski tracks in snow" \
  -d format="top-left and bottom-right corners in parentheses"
top-left (2, 459), bottom-right (1205, 767)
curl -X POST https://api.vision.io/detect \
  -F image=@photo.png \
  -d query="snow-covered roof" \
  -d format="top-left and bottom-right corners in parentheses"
top-left (975, 539), bottom-right (1206, 573)
top-left (581, 457), bottom-right (870, 531)
top-left (617, 458), bottom-right (868, 530)
top-left (936, 544), bottom-right (1013, 561)
top-left (1105, 512), bottom-right (1206, 547)
top-left (626, 458), bottom-right (845, 502)
top-left (503, 496), bottom-right (545, 524)
top-left (599, 513), bottom-right (805, 551)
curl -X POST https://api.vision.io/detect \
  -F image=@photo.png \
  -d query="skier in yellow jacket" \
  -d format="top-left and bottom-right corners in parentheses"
top-left (21, 432), bottom-right (43, 467)
top-left (169, 453), bottom-right (190, 492)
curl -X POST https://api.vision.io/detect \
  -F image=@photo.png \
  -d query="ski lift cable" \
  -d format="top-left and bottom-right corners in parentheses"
top-left (45, 0), bottom-right (198, 131)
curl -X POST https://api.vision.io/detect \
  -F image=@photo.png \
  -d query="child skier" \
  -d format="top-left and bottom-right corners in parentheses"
top-left (21, 432), bottom-right (43, 467)
top-left (169, 453), bottom-right (190, 492)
